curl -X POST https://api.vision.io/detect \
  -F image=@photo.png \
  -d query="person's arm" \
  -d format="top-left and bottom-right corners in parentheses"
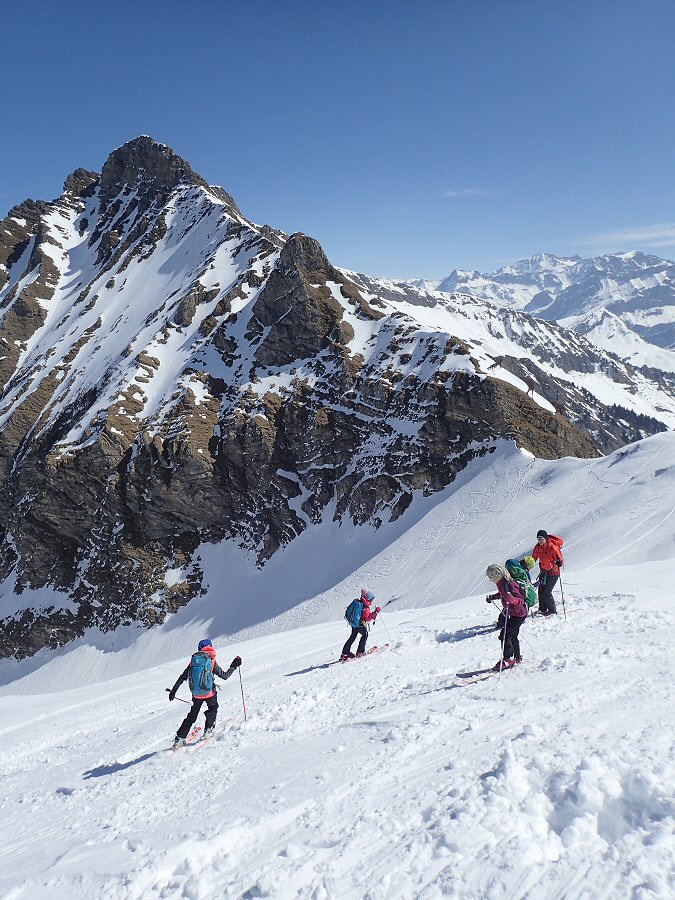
top-left (504, 581), bottom-right (524, 607)
top-left (168, 665), bottom-right (190, 700)
top-left (214, 656), bottom-right (242, 681)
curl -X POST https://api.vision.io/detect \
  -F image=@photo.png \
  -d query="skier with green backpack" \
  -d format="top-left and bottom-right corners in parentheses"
top-left (491, 557), bottom-right (537, 628)
top-left (168, 640), bottom-right (241, 748)
top-left (506, 557), bottom-right (538, 610)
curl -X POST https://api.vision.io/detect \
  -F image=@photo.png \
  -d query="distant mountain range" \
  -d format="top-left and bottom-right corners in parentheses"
top-left (409, 251), bottom-right (675, 371)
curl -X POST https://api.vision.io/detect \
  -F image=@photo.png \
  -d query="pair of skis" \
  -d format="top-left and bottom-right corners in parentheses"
top-left (451, 662), bottom-right (525, 687)
top-left (337, 644), bottom-right (390, 664)
top-left (172, 718), bottom-right (233, 752)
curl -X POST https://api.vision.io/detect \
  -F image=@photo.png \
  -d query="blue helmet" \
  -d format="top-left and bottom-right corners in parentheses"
top-left (198, 639), bottom-right (213, 650)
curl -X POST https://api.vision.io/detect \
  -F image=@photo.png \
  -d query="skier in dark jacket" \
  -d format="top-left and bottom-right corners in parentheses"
top-left (169, 639), bottom-right (241, 747)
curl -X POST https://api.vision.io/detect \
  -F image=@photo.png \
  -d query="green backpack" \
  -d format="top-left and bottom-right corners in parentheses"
top-left (505, 559), bottom-right (537, 608)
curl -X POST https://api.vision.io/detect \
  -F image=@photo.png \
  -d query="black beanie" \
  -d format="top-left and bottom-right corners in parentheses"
top-left (537, 530), bottom-right (548, 539)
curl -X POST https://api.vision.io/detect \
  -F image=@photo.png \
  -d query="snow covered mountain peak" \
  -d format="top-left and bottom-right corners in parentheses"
top-left (0, 139), bottom-right (673, 660)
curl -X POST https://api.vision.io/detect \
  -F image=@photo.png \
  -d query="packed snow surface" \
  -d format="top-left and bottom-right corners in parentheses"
top-left (0, 434), bottom-right (674, 899)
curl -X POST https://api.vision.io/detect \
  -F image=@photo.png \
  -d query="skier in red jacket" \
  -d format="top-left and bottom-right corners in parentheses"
top-left (532, 530), bottom-right (564, 616)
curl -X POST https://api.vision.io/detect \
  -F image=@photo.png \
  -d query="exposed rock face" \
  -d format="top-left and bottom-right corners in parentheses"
top-left (0, 137), bottom-right (672, 660)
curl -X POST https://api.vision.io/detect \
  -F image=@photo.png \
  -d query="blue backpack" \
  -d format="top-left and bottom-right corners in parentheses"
top-left (344, 599), bottom-right (364, 628)
top-left (188, 651), bottom-right (214, 696)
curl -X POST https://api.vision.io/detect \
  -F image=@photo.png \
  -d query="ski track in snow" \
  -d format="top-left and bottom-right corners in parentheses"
top-left (0, 589), bottom-right (673, 899)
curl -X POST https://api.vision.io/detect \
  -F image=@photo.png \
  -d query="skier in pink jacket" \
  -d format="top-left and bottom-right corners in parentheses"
top-left (341, 589), bottom-right (381, 660)
top-left (485, 563), bottom-right (528, 670)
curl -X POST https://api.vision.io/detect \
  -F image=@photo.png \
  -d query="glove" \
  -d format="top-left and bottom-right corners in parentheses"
top-left (375, 606), bottom-right (381, 613)
top-left (168, 689), bottom-right (176, 701)
top-left (230, 656), bottom-right (242, 668)
top-left (486, 596), bottom-right (492, 603)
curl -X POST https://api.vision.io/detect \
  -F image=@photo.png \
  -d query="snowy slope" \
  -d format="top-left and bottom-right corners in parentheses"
top-left (567, 308), bottom-right (675, 373)
top-left (0, 434), bottom-right (673, 899)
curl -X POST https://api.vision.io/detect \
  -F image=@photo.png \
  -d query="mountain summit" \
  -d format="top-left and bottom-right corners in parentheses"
top-left (0, 139), bottom-right (673, 659)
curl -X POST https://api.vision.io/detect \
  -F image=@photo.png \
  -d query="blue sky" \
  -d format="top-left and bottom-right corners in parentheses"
top-left (2, 0), bottom-right (674, 278)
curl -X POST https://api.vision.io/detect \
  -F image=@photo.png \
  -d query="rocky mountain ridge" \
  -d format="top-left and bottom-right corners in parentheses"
top-left (0, 137), bottom-right (673, 659)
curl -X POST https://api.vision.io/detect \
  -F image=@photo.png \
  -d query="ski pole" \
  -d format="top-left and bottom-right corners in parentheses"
top-left (377, 610), bottom-right (393, 643)
top-left (491, 598), bottom-right (534, 652)
top-left (238, 668), bottom-right (247, 722)
top-left (166, 688), bottom-right (191, 705)
top-left (499, 602), bottom-right (509, 681)
top-left (559, 571), bottom-right (567, 621)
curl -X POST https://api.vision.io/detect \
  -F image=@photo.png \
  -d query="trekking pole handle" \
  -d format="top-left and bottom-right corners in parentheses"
top-left (166, 688), bottom-right (191, 704)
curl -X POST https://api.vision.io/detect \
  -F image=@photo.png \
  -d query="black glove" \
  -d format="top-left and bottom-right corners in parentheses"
top-left (168, 689), bottom-right (176, 701)
top-left (230, 656), bottom-right (242, 668)
top-left (486, 596), bottom-right (492, 603)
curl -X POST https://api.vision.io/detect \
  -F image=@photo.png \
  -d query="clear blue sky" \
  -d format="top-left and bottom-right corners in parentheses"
top-left (2, 0), bottom-right (674, 278)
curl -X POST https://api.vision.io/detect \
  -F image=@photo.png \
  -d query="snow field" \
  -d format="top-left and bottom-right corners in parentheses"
top-left (0, 583), bottom-right (672, 899)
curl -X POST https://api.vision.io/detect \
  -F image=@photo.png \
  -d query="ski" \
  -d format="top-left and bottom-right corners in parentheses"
top-left (172, 724), bottom-right (202, 752)
top-left (339, 644), bottom-right (390, 663)
top-left (187, 718), bottom-right (234, 752)
top-left (451, 661), bottom-right (524, 686)
top-left (451, 671), bottom-right (498, 686)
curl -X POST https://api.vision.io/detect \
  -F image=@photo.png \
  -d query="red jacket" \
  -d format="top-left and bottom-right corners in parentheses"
top-left (533, 535), bottom-right (564, 576)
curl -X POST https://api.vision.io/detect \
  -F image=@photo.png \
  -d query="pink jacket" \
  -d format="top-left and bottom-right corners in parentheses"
top-left (360, 600), bottom-right (379, 624)
top-left (496, 577), bottom-right (528, 619)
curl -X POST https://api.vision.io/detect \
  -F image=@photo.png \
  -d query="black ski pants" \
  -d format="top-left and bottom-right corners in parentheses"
top-left (538, 572), bottom-right (558, 615)
top-left (177, 694), bottom-right (218, 739)
top-left (500, 615), bottom-right (526, 661)
top-left (342, 626), bottom-right (368, 657)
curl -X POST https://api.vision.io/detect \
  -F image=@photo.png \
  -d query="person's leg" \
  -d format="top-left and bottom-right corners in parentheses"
top-left (204, 694), bottom-right (218, 731)
top-left (503, 619), bottom-right (516, 659)
top-left (176, 698), bottom-right (203, 739)
top-left (540, 575), bottom-right (558, 614)
top-left (356, 626), bottom-right (368, 654)
top-left (510, 619), bottom-right (523, 660)
top-left (342, 628), bottom-right (359, 657)
top-left (546, 575), bottom-right (558, 613)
